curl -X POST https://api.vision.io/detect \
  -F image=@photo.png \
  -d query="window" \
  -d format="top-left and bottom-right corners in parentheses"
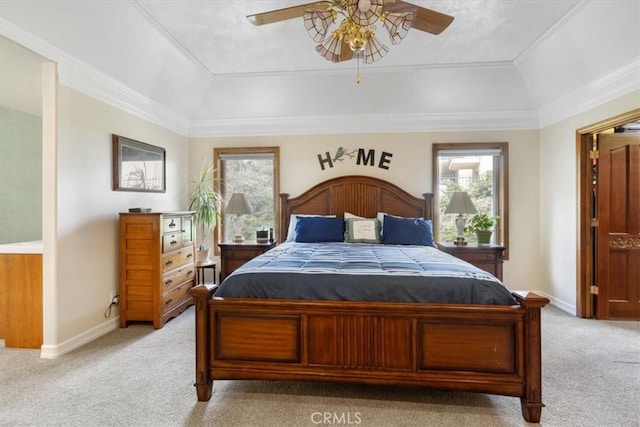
top-left (432, 142), bottom-right (509, 255)
top-left (214, 147), bottom-right (280, 246)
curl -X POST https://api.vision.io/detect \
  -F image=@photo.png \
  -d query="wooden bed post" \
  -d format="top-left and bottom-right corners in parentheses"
top-left (422, 193), bottom-right (434, 219)
top-left (189, 284), bottom-right (217, 401)
top-left (279, 193), bottom-right (290, 244)
top-left (514, 291), bottom-right (549, 423)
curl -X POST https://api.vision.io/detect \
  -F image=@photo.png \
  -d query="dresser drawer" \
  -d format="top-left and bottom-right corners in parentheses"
top-left (162, 233), bottom-right (183, 253)
top-left (458, 251), bottom-right (499, 262)
top-left (162, 216), bottom-right (181, 233)
top-left (162, 264), bottom-right (195, 291)
top-left (181, 215), bottom-right (194, 247)
top-left (224, 248), bottom-right (267, 259)
top-left (163, 281), bottom-right (192, 312)
top-left (162, 248), bottom-right (194, 272)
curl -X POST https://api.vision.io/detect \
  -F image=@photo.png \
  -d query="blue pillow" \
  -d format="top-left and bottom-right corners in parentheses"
top-left (295, 216), bottom-right (345, 243)
top-left (381, 215), bottom-right (435, 247)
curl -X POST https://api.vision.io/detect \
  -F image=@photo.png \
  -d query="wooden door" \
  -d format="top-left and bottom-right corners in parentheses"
top-left (596, 133), bottom-right (640, 319)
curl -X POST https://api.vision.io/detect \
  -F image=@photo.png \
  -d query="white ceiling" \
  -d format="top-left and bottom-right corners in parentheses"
top-left (134, 0), bottom-right (580, 75)
top-left (1, 0), bottom-right (638, 136)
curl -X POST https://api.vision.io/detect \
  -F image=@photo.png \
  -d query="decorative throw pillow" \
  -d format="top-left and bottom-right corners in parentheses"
top-left (381, 215), bottom-right (435, 247)
top-left (295, 216), bottom-right (345, 243)
top-left (344, 218), bottom-right (381, 243)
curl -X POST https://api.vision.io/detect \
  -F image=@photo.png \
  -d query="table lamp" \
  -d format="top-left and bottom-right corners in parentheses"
top-left (226, 193), bottom-right (253, 243)
top-left (444, 191), bottom-right (477, 245)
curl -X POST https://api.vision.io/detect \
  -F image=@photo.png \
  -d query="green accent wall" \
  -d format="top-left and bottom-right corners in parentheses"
top-left (0, 106), bottom-right (42, 244)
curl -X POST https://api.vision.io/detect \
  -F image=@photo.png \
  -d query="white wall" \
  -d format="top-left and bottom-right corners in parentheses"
top-left (53, 85), bottom-right (189, 346)
top-left (189, 129), bottom-right (540, 292)
top-left (538, 90), bottom-right (640, 313)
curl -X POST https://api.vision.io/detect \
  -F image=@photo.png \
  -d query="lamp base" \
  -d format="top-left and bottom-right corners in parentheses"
top-left (454, 236), bottom-right (468, 246)
top-left (233, 234), bottom-right (244, 243)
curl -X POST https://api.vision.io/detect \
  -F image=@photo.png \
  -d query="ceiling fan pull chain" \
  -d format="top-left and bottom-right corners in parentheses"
top-left (356, 52), bottom-right (361, 84)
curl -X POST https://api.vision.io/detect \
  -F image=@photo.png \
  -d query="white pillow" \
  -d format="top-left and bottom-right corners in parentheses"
top-left (344, 212), bottom-right (363, 219)
top-left (286, 214), bottom-right (336, 241)
top-left (377, 212), bottom-right (388, 236)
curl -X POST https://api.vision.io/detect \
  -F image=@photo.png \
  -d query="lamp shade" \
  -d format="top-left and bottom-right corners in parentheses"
top-left (444, 191), bottom-right (477, 215)
top-left (226, 193), bottom-right (253, 215)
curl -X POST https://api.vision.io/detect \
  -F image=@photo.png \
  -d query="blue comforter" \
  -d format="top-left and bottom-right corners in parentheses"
top-left (214, 242), bottom-right (517, 305)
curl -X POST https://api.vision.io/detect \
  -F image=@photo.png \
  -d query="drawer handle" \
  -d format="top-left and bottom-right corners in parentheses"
top-left (187, 270), bottom-right (193, 276)
top-left (186, 253), bottom-right (193, 258)
top-left (165, 260), bottom-right (173, 267)
top-left (165, 298), bottom-right (173, 306)
top-left (168, 219), bottom-right (176, 228)
top-left (170, 240), bottom-right (178, 246)
top-left (165, 279), bottom-right (173, 285)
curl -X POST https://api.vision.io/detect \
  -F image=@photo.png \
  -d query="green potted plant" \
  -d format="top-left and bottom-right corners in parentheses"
top-left (188, 160), bottom-right (223, 262)
top-left (465, 213), bottom-right (500, 245)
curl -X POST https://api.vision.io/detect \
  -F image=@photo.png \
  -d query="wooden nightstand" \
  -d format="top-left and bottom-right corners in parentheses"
top-left (437, 242), bottom-right (505, 281)
top-left (218, 241), bottom-right (277, 281)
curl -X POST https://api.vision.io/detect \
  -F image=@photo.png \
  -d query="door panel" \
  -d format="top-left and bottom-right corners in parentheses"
top-left (596, 133), bottom-right (640, 319)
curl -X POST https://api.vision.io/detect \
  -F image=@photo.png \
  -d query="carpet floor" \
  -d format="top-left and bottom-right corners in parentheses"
top-left (1, 305), bottom-right (638, 427)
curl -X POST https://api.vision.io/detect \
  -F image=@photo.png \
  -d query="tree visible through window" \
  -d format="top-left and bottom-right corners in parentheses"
top-left (214, 147), bottom-right (280, 246)
top-left (432, 143), bottom-right (509, 253)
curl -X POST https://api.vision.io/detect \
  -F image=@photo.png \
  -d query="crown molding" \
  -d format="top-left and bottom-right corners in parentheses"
top-left (513, 0), bottom-right (588, 66)
top-left (1, 17), bottom-right (190, 136)
top-left (4, 16), bottom-right (635, 138)
top-left (207, 60), bottom-right (516, 80)
top-left (188, 110), bottom-right (540, 137)
top-left (538, 58), bottom-right (640, 128)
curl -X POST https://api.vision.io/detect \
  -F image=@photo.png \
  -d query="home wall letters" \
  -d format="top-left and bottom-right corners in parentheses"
top-left (317, 148), bottom-right (393, 171)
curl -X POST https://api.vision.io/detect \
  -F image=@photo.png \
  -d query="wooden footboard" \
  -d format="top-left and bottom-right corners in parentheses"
top-left (190, 286), bottom-right (548, 423)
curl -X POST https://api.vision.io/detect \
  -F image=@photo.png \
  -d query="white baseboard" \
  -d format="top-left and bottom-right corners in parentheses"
top-left (39, 316), bottom-right (119, 359)
top-left (537, 291), bottom-right (576, 315)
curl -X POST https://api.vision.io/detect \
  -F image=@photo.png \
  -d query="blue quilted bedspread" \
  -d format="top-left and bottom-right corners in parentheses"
top-left (214, 242), bottom-right (517, 305)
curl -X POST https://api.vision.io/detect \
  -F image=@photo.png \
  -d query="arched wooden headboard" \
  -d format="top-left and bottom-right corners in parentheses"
top-left (278, 175), bottom-right (434, 243)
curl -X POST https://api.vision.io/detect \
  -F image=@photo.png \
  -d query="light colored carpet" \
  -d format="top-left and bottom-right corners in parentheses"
top-left (1, 305), bottom-right (638, 427)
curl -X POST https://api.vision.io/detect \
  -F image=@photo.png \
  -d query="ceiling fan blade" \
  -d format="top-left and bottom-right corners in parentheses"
top-left (247, 1), bottom-right (332, 26)
top-left (383, 0), bottom-right (454, 35)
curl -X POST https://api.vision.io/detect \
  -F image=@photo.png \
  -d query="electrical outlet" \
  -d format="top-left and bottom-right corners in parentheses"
top-left (110, 291), bottom-right (119, 306)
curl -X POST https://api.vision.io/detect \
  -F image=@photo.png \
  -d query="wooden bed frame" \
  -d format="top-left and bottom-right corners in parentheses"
top-left (190, 175), bottom-right (549, 423)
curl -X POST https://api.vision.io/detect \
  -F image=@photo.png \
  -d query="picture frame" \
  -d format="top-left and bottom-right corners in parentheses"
top-left (112, 134), bottom-right (166, 192)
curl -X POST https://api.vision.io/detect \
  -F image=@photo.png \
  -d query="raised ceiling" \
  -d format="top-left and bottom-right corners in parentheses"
top-left (134, 0), bottom-right (579, 75)
top-left (1, 1), bottom-right (638, 136)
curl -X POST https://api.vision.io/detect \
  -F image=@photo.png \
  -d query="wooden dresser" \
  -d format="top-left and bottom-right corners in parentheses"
top-left (119, 212), bottom-right (195, 329)
top-left (437, 243), bottom-right (505, 281)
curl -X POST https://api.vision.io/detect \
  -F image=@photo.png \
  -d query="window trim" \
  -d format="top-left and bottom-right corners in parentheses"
top-left (432, 142), bottom-right (509, 259)
top-left (213, 146), bottom-right (280, 253)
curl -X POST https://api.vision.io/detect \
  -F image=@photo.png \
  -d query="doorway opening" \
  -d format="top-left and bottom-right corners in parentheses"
top-left (577, 108), bottom-right (640, 318)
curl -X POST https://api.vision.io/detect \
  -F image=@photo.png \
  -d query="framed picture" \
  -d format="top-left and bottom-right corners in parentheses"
top-left (112, 134), bottom-right (166, 192)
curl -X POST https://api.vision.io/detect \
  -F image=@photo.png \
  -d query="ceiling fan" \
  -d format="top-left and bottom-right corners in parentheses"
top-left (247, 0), bottom-right (454, 67)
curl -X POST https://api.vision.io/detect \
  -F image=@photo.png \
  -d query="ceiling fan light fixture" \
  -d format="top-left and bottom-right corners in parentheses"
top-left (343, 20), bottom-right (367, 52)
top-left (315, 32), bottom-right (344, 62)
top-left (247, 0), bottom-right (454, 79)
top-left (303, 9), bottom-right (336, 42)
top-left (381, 12), bottom-right (414, 45)
top-left (362, 31), bottom-right (388, 64)
top-left (347, 0), bottom-right (383, 26)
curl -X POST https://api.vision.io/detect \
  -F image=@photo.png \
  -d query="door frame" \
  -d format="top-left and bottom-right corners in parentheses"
top-left (576, 108), bottom-right (640, 318)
